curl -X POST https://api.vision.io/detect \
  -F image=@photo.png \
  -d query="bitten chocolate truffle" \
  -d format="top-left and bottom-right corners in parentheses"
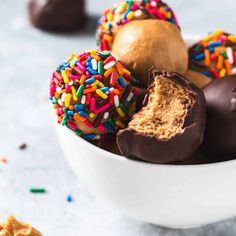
top-left (203, 75), bottom-right (236, 161)
top-left (117, 68), bottom-right (206, 164)
top-left (28, 0), bottom-right (86, 32)
top-left (112, 20), bottom-right (188, 88)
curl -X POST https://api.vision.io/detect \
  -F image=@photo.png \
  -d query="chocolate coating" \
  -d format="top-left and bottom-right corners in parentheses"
top-left (117, 68), bottom-right (206, 164)
top-left (112, 20), bottom-right (188, 88)
top-left (203, 75), bottom-right (236, 161)
top-left (28, 0), bottom-right (86, 32)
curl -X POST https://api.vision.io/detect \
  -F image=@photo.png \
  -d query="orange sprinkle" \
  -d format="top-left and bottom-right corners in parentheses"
top-left (215, 47), bottom-right (226, 56)
top-left (90, 54), bottom-right (101, 61)
top-left (69, 105), bottom-right (74, 110)
top-left (224, 59), bottom-right (232, 75)
top-left (216, 55), bottom-right (224, 70)
top-left (114, 89), bottom-right (120, 95)
top-left (115, 62), bottom-right (124, 76)
top-left (53, 104), bottom-right (59, 109)
top-left (83, 87), bottom-right (97, 94)
top-left (74, 113), bottom-right (86, 122)
top-left (80, 75), bottom-right (86, 84)
top-left (104, 68), bottom-right (113, 78)
top-left (200, 40), bottom-right (208, 47)
top-left (103, 34), bottom-right (113, 43)
top-left (204, 49), bottom-right (210, 66)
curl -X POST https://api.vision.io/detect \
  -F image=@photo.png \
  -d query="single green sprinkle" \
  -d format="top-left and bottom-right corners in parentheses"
top-left (98, 61), bottom-right (103, 75)
top-left (100, 51), bottom-right (111, 56)
top-left (30, 188), bottom-right (46, 193)
top-left (220, 52), bottom-right (228, 59)
top-left (74, 129), bottom-right (82, 136)
top-left (76, 84), bottom-right (85, 97)
top-left (62, 115), bottom-right (68, 126)
top-left (195, 44), bottom-right (203, 52)
top-left (108, 118), bottom-right (115, 126)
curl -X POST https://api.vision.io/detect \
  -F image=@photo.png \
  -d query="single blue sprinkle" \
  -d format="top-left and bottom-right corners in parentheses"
top-left (67, 110), bottom-right (74, 116)
top-left (203, 71), bottom-right (210, 76)
top-left (87, 57), bottom-right (92, 62)
top-left (79, 111), bottom-right (89, 118)
top-left (104, 122), bottom-right (114, 132)
top-left (86, 62), bottom-right (92, 67)
top-left (100, 87), bottom-right (110, 92)
top-left (85, 78), bottom-right (96, 84)
top-left (208, 41), bottom-right (221, 48)
top-left (194, 53), bottom-right (205, 60)
top-left (122, 10), bottom-right (129, 20)
top-left (107, 23), bottom-right (112, 29)
top-left (84, 133), bottom-right (96, 140)
top-left (74, 104), bottom-right (84, 111)
top-left (66, 195), bottom-right (73, 202)
top-left (209, 47), bottom-right (215, 53)
top-left (87, 67), bottom-right (98, 75)
top-left (118, 77), bottom-right (126, 88)
top-left (97, 19), bottom-right (101, 24)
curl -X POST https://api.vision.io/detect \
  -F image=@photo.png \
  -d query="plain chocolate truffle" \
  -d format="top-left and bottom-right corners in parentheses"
top-left (28, 0), bottom-right (86, 32)
top-left (117, 68), bottom-right (206, 164)
top-left (203, 75), bottom-right (236, 161)
top-left (112, 19), bottom-right (188, 88)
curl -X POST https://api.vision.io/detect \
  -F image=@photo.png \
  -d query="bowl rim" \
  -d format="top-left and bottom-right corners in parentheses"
top-left (55, 33), bottom-right (236, 169)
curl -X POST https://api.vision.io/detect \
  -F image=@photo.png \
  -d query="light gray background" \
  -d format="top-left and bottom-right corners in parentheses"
top-left (1, 0), bottom-right (236, 235)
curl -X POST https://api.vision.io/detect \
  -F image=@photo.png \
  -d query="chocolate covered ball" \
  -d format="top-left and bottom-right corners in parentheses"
top-left (203, 75), bottom-right (236, 161)
top-left (184, 69), bottom-right (212, 89)
top-left (50, 50), bottom-right (139, 141)
top-left (97, 0), bottom-right (179, 51)
top-left (189, 30), bottom-right (236, 79)
top-left (28, 0), bottom-right (86, 32)
top-left (112, 19), bottom-right (188, 88)
top-left (117, 68), bottom-right (206, 164)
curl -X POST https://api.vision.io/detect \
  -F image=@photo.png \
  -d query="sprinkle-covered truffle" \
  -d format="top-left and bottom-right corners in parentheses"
top-left (50, 50), bottom-right (138, 141)
top-left (189, 30), bottom-right (236, 79)
top-left (97, 0), bottom-right (179, 50)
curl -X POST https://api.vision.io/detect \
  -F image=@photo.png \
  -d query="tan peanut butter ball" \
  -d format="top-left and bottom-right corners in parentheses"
top-left (112, 19), bottom-right (188, 88)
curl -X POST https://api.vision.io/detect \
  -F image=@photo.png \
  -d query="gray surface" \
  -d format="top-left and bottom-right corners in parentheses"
top-left (0, 0), bottom-right (236, 235)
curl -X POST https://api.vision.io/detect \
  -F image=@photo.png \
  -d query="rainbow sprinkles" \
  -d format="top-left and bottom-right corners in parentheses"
top-left (50, 50), bottom-right (138, 141)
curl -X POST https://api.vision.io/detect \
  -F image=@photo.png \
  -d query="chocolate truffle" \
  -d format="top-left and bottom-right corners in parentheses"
top-left (117, 68), bottom-right (206, 164)
top-left (112, 19), bottom-right (188, 88)
top-left (203, 75), bottom-right (236, 161)
top-left (96, 0), bottom-right (179, 50)
top-left (184, 69), bottom-right (212, 89)
top-left (49, 50), bottom-right (140, 141)
top-left (28, 0), bottom-right (86, 32)
top-left (189, 30), bottom-right (236, 79)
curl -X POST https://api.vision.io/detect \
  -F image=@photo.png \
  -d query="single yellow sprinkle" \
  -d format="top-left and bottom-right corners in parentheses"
top-left (65, 94), bottom-right (72, 108)
top-left (123, 68), bottom-right (131, 76)
top-left (71, 86), bottom-right (78, 101)
top-left (107, 13), bottom-right (114, 21)
top-left (91, 80), bottom-right (100, 87)
top-left (89, 49), bottom-right (98, 54)
top-left (96, 89), bottom-right (108, 99)
top-left (228, 35), bottom-right (236, 43)
top-left (127, 11), bottom-right (134, 20)
top-left (115, 120), bottom-right (126, 128)
top-left (89, 113), bottom-right (95, 119)
top-left (62, 71), bottom-right (69, 84)
top-left (219, 68), bottom-right (226, 77)
top-left (116, 107), bottom-right (125, 118)
top-left (98, 82), bottom-right (105, 88)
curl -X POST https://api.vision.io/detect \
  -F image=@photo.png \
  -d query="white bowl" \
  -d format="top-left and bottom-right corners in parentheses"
top-left (55, 36), bottom-right (236, 229)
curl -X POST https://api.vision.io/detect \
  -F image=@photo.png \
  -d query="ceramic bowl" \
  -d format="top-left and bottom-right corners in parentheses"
top-left (55, 35), bottom-right (236, 229)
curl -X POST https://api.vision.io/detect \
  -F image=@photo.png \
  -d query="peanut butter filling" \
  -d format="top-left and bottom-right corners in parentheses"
top-left (128, 76), bottom-right (194, 139)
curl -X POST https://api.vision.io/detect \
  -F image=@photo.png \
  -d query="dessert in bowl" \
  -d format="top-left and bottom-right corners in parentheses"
top-left (51, 35), bottom-right (236, 228)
